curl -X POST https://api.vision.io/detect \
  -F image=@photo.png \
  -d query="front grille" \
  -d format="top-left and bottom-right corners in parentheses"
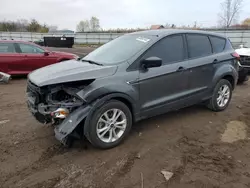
top-left (240, 56), bottom-right (250, 66)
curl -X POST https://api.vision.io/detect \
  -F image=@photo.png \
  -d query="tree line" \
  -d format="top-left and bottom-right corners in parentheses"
top-left (76, 16), bottom-right (101, 32)
top-left (0, 19), bottom-right (57, 33)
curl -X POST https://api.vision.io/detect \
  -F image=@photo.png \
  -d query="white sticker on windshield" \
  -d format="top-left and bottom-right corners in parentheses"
top-left (136, 37), bottom-right (150, 43)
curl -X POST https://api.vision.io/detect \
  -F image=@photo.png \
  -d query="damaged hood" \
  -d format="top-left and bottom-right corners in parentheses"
top-left (28, 59), bottom-right (117, 86)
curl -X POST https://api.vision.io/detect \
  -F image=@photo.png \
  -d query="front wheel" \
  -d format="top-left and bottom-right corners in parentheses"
top-left (207, 79), bottom-right (232, 112)
top-left (84, 100), bottom-right (132, 149)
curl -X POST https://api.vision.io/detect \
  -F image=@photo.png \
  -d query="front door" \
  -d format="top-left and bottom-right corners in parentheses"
top-left (138, 34), bottom-right (190, 119)
top-left (16, 43), bottom-right (56, 72)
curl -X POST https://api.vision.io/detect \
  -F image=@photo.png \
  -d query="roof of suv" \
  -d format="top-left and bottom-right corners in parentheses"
top-left (128, 29), bottom-right (226, 38)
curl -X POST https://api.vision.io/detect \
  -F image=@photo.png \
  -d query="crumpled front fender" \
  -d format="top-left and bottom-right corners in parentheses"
top-left (54, 105), bottom-right (92, 144)
top-left (54, 93), bottom-right (134, 145)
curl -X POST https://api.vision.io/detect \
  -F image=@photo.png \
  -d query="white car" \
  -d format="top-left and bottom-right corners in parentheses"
top-left (235, 45), bottom-right (250, 83)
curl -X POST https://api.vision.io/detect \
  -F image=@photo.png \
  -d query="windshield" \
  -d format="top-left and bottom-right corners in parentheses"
top-left (82, 35), bottom-right (155, 65)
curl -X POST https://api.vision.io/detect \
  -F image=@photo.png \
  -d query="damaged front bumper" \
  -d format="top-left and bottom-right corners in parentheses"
top-left (27, 99), bottom-right (92, 145)
top-left (26, 80), bottom-right (93, 145)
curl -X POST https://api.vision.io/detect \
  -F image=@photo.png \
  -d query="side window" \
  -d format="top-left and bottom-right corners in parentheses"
top-left (18, 43), bottom-right (44, 54)
top-left (186, 34), bottom-right (212, 59)
top-left (143, 35), bottom-right (185, 65)
top-left (209, 36), bottom-right (226, 53)
top-left (0, 43), bottom-right (16, 53)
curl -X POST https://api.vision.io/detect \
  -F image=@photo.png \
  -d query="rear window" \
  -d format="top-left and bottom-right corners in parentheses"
top-left (209, 36), bottom-right (226, 53)
top-left (186, 34), bottom-right (212, 59)
top-left (0, 43), bottom-right (15, 53)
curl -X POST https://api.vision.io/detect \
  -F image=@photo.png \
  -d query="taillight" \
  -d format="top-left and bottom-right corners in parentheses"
top-left (231, 52), bottom-right (241, 61)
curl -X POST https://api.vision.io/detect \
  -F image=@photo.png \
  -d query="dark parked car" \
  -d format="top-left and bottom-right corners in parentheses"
top-left (236, 45), bottom-right (250, 83)
top-left (0, 40), bottom-right (78, 75)
top-left (27, 30), bottom-right (239, 149)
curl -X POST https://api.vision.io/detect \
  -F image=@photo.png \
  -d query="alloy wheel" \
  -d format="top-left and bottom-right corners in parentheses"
top-left (96, 108), bottom-right (127, 143)
top-left (217, 84), bottom-right (230, 108)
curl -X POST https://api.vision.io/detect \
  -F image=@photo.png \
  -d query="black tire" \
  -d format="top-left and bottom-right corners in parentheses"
top-left (238, 74), bottom-right (248, 84)
top-left (207, 79), bottom-right (232, 112)
top-left (84, 100), bottom-right (132, 149)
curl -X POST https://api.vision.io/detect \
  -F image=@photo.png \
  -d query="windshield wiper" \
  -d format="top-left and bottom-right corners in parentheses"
top-left (81, 59), bottom-right (103, 66)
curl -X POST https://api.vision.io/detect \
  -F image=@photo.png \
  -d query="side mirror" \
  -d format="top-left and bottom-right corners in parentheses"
top-left (141, 57), bottom-right (162, 69)
top-left (44, 51), bottom-right (49, 56)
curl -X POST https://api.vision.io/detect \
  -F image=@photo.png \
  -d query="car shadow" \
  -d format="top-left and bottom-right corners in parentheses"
top-left (132, 104), bottom-right (208, 133)
top-left (71, 104), bottom-right (210, 151)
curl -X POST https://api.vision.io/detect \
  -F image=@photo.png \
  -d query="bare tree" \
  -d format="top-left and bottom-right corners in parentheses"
top-left (89, 17), bottom-right (100, 31)
top-left (76, 20), bottom-right (90, 32)
top-left (48, 25), bottom-right (58, 32)
top-left (218, 0), bottom-right (243, 28)
top-left (165, 23), bottom-right (171, 28)
top-left (16, 19), bottom-right (29, 31)
top-left (26, 19), bottom-right (41, 32)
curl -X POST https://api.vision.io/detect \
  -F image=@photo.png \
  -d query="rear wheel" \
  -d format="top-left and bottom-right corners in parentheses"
top-left (84, 100), bottom-right (132, 149)
top-left (207, 79), bottom-right (232, 111)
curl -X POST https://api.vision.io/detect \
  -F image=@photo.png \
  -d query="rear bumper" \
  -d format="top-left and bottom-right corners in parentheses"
top-left (241, 66), bottom-right (250, 73)
top-left (238, 65), bottom-right (249, 82)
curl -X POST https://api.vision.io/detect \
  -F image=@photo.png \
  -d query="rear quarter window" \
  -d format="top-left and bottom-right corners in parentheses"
top-left (186, 34), bottom-right (212, 59)
top-left (209, 36), bottom-right (226, 53)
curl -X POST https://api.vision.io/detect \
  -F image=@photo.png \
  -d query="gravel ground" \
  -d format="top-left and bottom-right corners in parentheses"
top-left (1, 48), bottom-right (250, 188)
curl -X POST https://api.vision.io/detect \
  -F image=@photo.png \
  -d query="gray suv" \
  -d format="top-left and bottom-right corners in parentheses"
top-left (27, 29), bottom-right (239, 149)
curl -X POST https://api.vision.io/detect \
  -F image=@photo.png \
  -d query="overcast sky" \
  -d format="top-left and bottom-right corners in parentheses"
top-left (1, 0), bottom-right (250, 30)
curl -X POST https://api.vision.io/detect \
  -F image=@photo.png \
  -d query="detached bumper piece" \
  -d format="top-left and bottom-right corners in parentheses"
top-left (54, 105), bottom-right (91, 145)
top-left (238, 66), bottom-right (249, 83)
top-left (0, 72), bottom-right (11, 83)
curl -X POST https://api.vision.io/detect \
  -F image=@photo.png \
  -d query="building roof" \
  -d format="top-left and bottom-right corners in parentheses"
top-left (150, 25), bottom-right (165, 29)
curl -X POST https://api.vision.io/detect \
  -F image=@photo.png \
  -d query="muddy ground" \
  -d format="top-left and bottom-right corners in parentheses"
top-left (1, 48), bottom-right (250, 188)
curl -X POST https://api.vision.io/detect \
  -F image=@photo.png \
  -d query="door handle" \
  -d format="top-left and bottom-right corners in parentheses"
top-left (176, 66), bottom-right (186, 72)
top-left (213, 59), bottom-right (220, 63)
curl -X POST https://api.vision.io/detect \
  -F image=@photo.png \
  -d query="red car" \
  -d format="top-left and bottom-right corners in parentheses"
top-left (0, 40), bottom-right (78, 75)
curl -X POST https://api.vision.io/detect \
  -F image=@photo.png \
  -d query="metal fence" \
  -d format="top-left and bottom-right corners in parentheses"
top-left (0, 32), bottom-right (123, 45)
top-left (1, 30), bottom-right (250, 48)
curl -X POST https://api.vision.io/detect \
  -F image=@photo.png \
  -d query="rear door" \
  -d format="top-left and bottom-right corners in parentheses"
top-left (0, 42), bottom-right (26, 75)
top-left (16, 43), bottom-right (56, 71)
top-left (184, 34), bottom-right (218, 99)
